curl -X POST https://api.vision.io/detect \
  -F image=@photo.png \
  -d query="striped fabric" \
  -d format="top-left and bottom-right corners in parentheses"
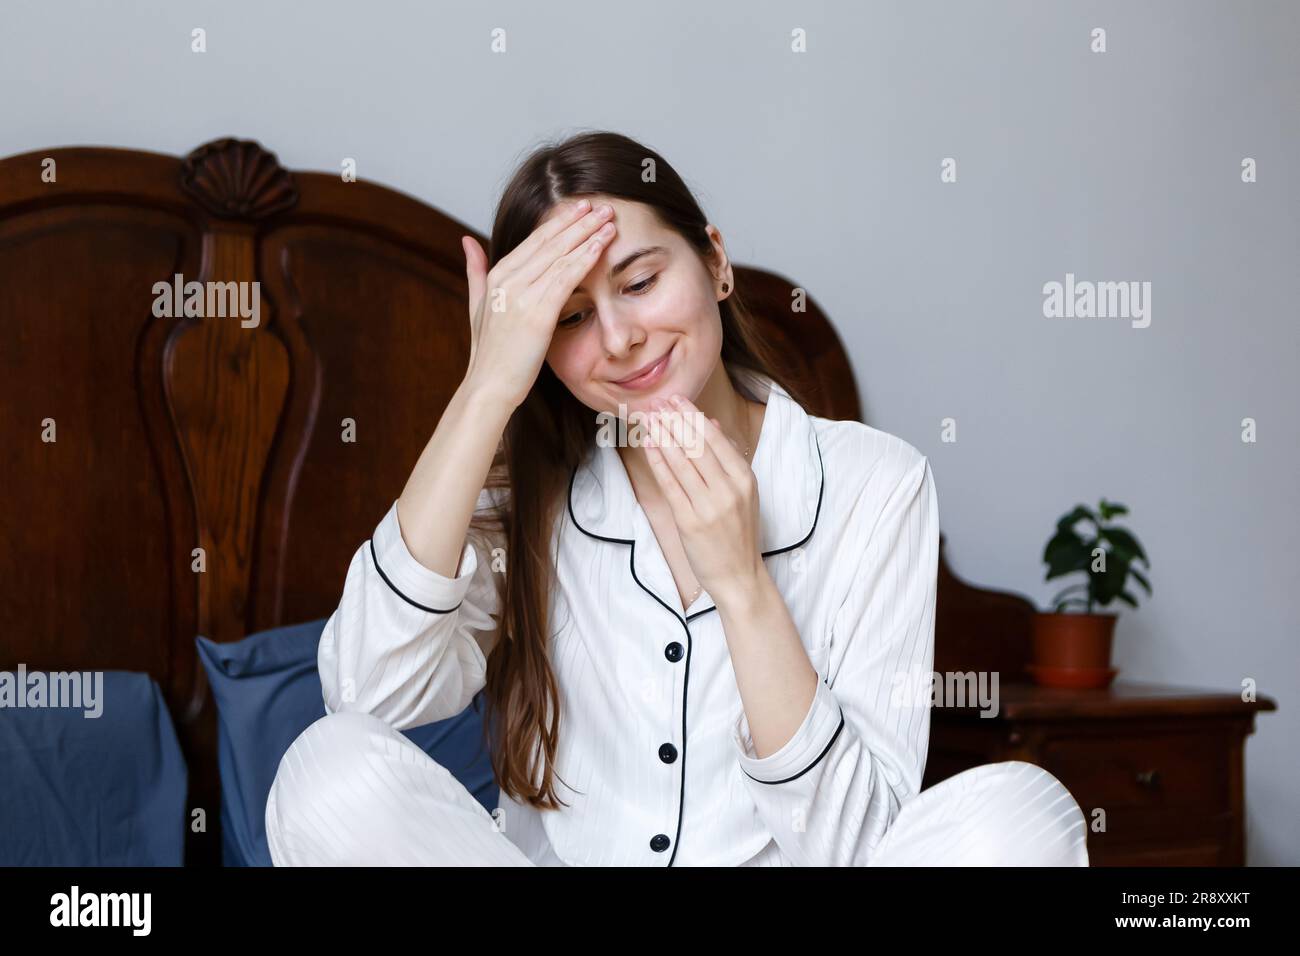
top-left (267, 373), bottom-right (1089, 866)
top-left (266, 712), bottom-right (1088, 866)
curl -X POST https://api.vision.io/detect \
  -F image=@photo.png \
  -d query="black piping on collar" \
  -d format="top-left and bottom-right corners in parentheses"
top-left (564, 429), bottom-right (826, 866)
top-left (369, 537), bottom-right (463, 615)
top-left (570, 433), bottom-right (826, 620)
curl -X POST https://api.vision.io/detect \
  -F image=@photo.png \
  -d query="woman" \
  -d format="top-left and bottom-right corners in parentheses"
top-left (265, 130), bottom-right (1089, 867)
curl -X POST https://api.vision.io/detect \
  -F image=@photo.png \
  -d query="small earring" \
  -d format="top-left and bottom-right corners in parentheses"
top-left (721, 282), bottom-right (729, 293)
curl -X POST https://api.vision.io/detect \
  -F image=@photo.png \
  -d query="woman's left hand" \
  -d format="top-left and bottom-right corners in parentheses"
top-left (644, 393), bottom-right (765, 608)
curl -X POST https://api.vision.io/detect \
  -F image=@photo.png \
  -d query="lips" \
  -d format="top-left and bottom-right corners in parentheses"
top-left (611, 344), bottom-right (674, 388)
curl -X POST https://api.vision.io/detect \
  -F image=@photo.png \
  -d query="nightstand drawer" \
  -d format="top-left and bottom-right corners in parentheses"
top-left (927, 681), bottom-right (1272, 864)
top-left (1038, 731), bottom-right (1231, 813)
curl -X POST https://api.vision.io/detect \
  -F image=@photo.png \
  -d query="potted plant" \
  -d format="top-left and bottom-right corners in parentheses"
top-left (1030, 498), bottom-right (1152, 688)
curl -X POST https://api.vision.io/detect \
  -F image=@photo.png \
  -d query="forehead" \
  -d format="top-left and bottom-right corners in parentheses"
top-left (547, 195), bottom-right (668, 242)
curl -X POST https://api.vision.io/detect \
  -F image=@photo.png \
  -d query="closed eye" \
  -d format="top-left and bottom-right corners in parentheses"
top-left (558, 273), bottom-right (659, 328)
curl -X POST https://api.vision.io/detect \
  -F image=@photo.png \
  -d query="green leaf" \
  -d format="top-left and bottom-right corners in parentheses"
top-left (1098, 499), bottom-right (1129, 521)
top-left (1097, 532), bottom-right (1138, 565)
top-left (1092, 557), bottom-right (1130, 605)
top-left (1043, 528), bottom-right (1089, 579)
top-left (1130, 567), bottom-right (1152, 595)
top-left (1046, 501), bottom-right (1150, 609)
top-left (1056, 505), bottom-right (1095, 533)
top-left (1101, 525), bottom-right (1148, 564)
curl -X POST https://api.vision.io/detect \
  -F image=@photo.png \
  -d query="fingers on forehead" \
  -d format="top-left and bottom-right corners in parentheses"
top-left (545, 197), bottom-right (592, 225)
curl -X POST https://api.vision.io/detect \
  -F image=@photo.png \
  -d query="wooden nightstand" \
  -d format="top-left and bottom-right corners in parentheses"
top-left (923, 680), bottom-right (1277, 865)
top-left (928, 535), bottom-right (1279, 866)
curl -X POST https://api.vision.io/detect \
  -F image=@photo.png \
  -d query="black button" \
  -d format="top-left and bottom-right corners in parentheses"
top-left (650, 833), bottom-right (671, 852)
top-left (658, 742), bottom-right (677, 763)
top-left (664, 641), bottom-right (684, 662)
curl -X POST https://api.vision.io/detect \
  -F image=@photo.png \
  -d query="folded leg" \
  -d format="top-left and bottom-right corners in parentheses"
top-left (265, 710), bottom-right (536, 866)
top-left (868, 760), bottom-right (1089, 866)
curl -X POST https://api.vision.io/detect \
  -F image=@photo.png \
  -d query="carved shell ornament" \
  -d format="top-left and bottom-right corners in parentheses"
top-left (180, 138), bottom-right (298, 219)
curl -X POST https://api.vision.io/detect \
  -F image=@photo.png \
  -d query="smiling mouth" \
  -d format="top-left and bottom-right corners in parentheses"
top-left (611, 344), bottom-right (674, 388)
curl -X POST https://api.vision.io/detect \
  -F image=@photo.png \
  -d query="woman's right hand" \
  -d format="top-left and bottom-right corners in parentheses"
top-left (460, 198), bottom-right (617, 410)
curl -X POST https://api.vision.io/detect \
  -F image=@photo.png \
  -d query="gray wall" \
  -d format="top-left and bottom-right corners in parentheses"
top-left (3, 0), bottom-right (1295, 863)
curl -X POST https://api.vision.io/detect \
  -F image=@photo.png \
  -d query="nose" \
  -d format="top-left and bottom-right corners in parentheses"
top-left (594, 299), bottom-right (647, 363)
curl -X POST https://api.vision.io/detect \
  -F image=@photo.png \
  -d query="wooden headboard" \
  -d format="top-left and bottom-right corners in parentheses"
top-left (0, 138), bottom-right (1032, 864)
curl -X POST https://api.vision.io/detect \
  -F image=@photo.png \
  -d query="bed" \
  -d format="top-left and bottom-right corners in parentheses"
top-left (0, 137), bottom-right (1032, 865)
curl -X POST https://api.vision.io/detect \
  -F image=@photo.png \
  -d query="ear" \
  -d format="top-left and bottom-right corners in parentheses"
top-left (704, 224), bottom-right (734, 299)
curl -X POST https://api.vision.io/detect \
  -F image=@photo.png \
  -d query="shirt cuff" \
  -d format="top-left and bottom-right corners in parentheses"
top-left (733, 677), bottom-right (846, 784)
top-left (370, 499), bottom-right (478, 613)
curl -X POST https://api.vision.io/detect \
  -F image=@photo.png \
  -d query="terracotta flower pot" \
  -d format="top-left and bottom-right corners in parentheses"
top-left (1029, 611), bottom-right (1119, 688)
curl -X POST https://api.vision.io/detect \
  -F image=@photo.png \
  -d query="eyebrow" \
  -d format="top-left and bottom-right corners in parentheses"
top-left (574, 245), bottom-right (668, 295)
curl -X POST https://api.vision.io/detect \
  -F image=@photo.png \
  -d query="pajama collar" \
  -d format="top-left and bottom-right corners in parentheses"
top-left (567, 370), bottom-right (826, 616)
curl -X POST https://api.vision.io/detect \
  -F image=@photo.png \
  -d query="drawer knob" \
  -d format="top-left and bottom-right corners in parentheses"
top-left (1135, 769), bottom-right (1161, 787)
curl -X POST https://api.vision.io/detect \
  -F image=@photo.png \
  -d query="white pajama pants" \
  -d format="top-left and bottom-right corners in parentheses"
top-left (265, 710), bottom-right (1090, 867)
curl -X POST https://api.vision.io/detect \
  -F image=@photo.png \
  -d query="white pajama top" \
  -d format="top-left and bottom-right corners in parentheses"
top-left (317, 372), bottom-right (941, 866)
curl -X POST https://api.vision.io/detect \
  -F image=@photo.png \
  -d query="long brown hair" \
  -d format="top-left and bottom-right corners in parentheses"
top-left (471, 130), bottom-right (809, 809)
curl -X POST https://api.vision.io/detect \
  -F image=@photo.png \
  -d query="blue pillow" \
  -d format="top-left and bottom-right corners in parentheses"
top-left (196, 619), bottom-right (499, 867)
top-left (0, 669), bottom-right (188, 865)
